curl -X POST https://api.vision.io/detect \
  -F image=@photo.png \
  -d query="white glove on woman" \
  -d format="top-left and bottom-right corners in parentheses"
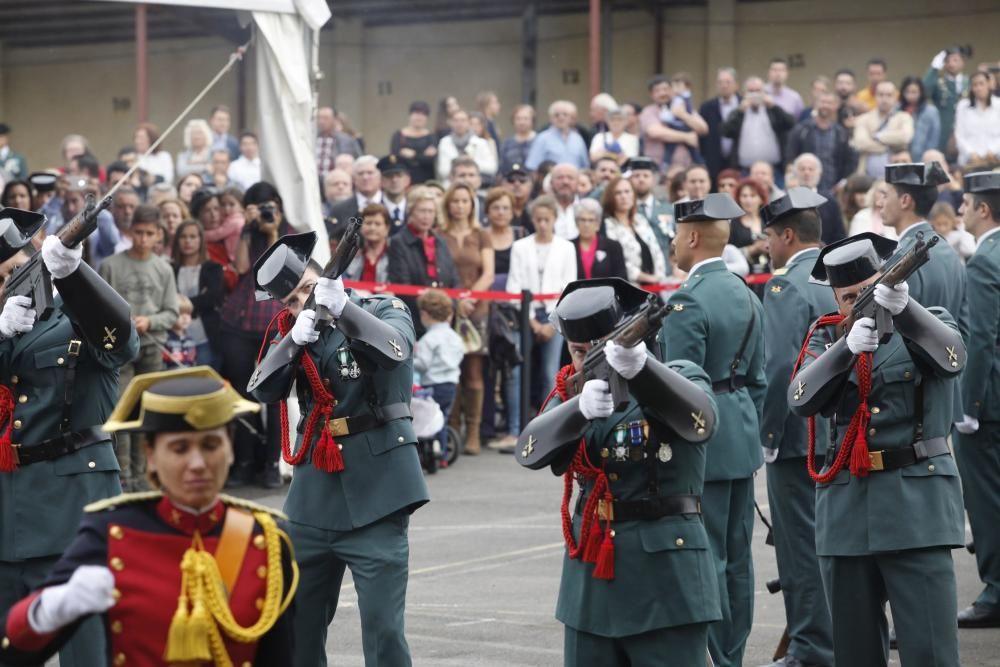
top-left (931, 49), bottom-right (947, 70)
top-left (847, 317), bottom-right (879, 355)
top-left (291, 309), bottom-right (320, 346)
top-left (314, 277), bottom-right (348, 319)
top-left (29, 565), bottom-right (116, 634)
top-left (41, 236), bottom-right (82, 280)
top-left (955, 414), bottom-right (980, 435)
top-left (579, 379), bottom-right (614, 420)
top-left (605, 340), bottom-right (647, 380)
top-left (0, 295), bottom-right (35, 338)
top-left (874, 282), bottom-right (909, 316)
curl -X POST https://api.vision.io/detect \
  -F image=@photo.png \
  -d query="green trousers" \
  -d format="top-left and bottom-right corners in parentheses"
top-left (702, 478), bottom-right (754, 667)
top-left (819, 548), bottom-right (959, 667)
top-left (564, 622), bottom-right (710, 667)
top-left (113, 344), bottom-right (162, 492)
top-left (955, 426), bottom-right (1000, 608)
top-left (766, 458), bottom-right (834, 666)
top-left (0, 558), bottom-right (106, 667)
top-left (288, 512), bottom-right (412, 667)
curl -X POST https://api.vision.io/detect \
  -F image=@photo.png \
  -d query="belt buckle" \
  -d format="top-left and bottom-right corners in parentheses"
top-left (868, 450), bottom-right (885, 471)
top-left (327, 417), bottom-right (349, 437)
top-left (67, 340), bottom-right (82, 357)
top-left (9, 443), bottom-right (19, 465)
top-left (597, 499), bottom-right (614, 521)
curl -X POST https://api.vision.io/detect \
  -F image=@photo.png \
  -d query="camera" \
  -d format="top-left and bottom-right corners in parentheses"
top-left (259, 203), bottom-right (276, 224)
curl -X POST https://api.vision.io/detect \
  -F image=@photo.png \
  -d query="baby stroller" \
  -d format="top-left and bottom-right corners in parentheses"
top-left (411, 387), bottom-right (462, 474)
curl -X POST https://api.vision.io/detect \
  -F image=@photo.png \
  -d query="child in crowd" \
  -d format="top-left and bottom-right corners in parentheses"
top-left (210, 186), bottom-right (245, 265)
top-left (930, 201), bottom-right (975, 262)
top-left (662, 72), bottom-right (704, 166)
top-left (413, 289), bottom-right (465, 465)
top-left (163, 295), bottom-right (198, 368)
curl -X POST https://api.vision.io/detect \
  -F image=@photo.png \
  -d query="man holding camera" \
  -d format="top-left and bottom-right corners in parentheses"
top-left (924, 46), bottom-right (971, 156)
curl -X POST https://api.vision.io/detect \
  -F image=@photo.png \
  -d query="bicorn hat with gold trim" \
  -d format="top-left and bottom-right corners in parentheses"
top-left (103, 366), bottom-right (259, 434)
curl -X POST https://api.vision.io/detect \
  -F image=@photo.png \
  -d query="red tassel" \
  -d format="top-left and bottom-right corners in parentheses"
top-left (582, 515), bottom-right (603, 563)
top-left (592, 525), bottom-right (615, 580)
top-left (0, 440), bottom-right (15, 473)
top-left (312, 426), bottom-right (345, 473)
top-left (849, 416), bottom-right (871, 478)
top-left (0, 386), bottom-right (13, 472)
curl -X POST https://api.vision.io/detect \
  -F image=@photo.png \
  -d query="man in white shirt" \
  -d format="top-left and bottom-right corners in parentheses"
top-left (436, 109), bottom-right (497, 183)
top-left (227, 131), bottom-right (262, 191)
top-left (548, 163), bottom-right (579, 240)
top-left (326, 155), bottom-right (383, 242)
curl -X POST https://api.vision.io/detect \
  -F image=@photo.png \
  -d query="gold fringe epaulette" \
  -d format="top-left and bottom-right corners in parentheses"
top-left (85, 491), bottom-right (163, 513)
top-left (220, 494), bottom-right (288, 520)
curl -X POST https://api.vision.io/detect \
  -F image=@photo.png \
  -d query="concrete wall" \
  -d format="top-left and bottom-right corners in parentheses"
top-left (2, 0), bottom-right (998, 173)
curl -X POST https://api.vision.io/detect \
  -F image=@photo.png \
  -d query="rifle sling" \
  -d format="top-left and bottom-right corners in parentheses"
top-left (215, 507), bottom-right (255, 595)
top-left (60, 338), bottom-right (83, 434)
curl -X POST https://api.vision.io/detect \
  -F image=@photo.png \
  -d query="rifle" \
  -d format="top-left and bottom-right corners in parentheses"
top-left (0, 193), bottom-right (112, 321)
top-left (564, 295), bottom-right (671, 412)
top-left (247, 217), bottom-right (363, 393)
top-left (839, 232), bottom-right (938, 343)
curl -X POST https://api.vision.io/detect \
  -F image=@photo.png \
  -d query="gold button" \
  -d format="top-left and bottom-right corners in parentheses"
top-left (928, 464), bottom-right (936, 472)
top-left (17, 395), bottom-right (26, 404)
top-left (610, 530), bottom-right (616, 538)
top-left (57, 357), bottom-right (64, 365)
top-left (1, 637), bottom-right (9, 649)
top-left (110, 557), bottom-right (124, 571)
top-left (768, 433), bottom-right (774, 440)
top-left (903, 371), bottom-right (912, 379)
top-left (697, 427), bottom-right (706, 435)
top-left (951, 361), bottom-right (958, 368)
top-left (10, 375), bottom-right (18, 384)
top-left (600, 448), bottom-right (609, 458)
top-left (257, 565), bottom-right (267, 579)
top-left (608, 473), bottom-right (619, 481)
top-left (868, 428), bottom-right (876, 436)
top-left (104, 343), bottom-right (113, 351)
top-left (111, 620), bottom-right (123, 634)
top-left (253, 534), bottom-right (266, 550)
top-left (87, 461), bottom-right (96, 469)
top-left (675, 538), bottom-right (685, 547)
top-left (397, 436), bottom-right (405, 443)
top-left (114, 652), bottom-right (126, 666)
top-left (870, 406), bottom-right (880, 414)
top-left (110, 525), bottom-right (124, 540)
top-left (255, 598), bottom-right (264, 611)
top-left (112, 588), bottom-right (122, 601)
top-left (13, 420), bottom-right (21, 429)
top-left (337, 443), bottom-right (343, 450)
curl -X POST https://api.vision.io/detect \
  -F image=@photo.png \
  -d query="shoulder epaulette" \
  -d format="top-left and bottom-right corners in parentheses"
top-left (771, 267), bottom-right (789, 276)
top-left (220, 494), bottom-right (288, 520)
top-left (85, 491), bottom-right (162, 513)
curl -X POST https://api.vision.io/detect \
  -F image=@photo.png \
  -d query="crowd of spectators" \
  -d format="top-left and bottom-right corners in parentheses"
top-left (0, 46), bottom-right (998, 476)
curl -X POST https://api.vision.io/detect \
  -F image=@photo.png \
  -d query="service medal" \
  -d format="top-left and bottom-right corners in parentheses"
top-left (657, 443), bottom-right (673, 463)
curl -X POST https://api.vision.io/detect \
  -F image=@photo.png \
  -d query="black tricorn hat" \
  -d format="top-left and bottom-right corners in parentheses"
top-left (761, 187), bottom-right (827, 227)
top-left (623, 156), bottom-right (658, 173)
top-left (554, 278), bottom-right (653, 343)
top-left (674, 193), bottom-right (745, 222)
top-left (0, 208), bottom-right (46, 263)
top-left (964, 171), bottom-right (1000, 194)
top-left (253, 231), bottom-right (317, 302)
top-left (103, 367), bottom-right (258, 434)
top-left (809, 232), bottom-right (898, 287)
top-left (885, 162), bottom-right (951, 188)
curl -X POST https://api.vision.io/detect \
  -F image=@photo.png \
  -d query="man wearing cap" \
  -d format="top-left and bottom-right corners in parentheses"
top-left (758, 188), bottom-right (837, 667)
top-left (658, 192), bottom-right (766, 667)
top-left (953, 171), bottom-right (1000, 628)
top-left (27, 172), bottom-right (58, 211)
top-left (627, 156), bottom-right (674, 271)
top-left (250, 233), bottom-right (429, 667)
top-left (516, 277), bottom-right (721, 665)
top-left (0, 211), bottom-right (139, 666)
top-left (0, 366), bottom-right (297, 666)
top-left (502, 163), bottom-right (535, 232)
top-left (788, 232), bottom-right (966, 666)
top-left (0, 124), bottom-right (27, 182)
top-left (378, 154), bottom-right (411, 236)
top-left (924, 47), bottom-right (969, 155)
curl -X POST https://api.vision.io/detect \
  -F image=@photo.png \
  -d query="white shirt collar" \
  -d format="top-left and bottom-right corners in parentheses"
top-left (687, 256), bottom-right (724, 276)
top-left (356, 191), bottom-right (383, 208)
top-left (976, 225), bottom-right (1000, 249)
top-left (786, 247), bottom-right (819, 267)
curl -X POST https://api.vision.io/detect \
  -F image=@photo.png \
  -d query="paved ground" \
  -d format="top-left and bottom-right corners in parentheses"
top-left (240, 451), bottom-right (999, 666)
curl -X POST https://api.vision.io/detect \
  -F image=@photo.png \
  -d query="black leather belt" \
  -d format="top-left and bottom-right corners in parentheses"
top-left (326, 402), bottom-right (412, 437)
top-left (578, 494), bottom-right (702, 522)
top-left (865, 437), bottom-right (950, 472)
top-left (12, 426), bottom-right (109, 467)
top-left (712, 375), bottom-right (746, 394)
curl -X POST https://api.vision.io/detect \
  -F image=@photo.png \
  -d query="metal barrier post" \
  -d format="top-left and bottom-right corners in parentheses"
top-left (519, 290), bottom-right (533, 429)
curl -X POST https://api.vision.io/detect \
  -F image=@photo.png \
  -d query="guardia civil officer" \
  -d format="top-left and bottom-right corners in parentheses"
top-left (788, 233), bottom-right (967, 666)
top-left (0, 209), bottom-right (139, 667)
top-left (757, 188), bottom-right (836, 667)
top-left (516, 277), bottom-right (721, 665)
top-left (953, 171), bottom-right (1000, 628)
top-left (0, 366), bottom-right (297, 666)
top-left (250, 233), bottom-right (429, 666)
top-left (658, 193), bottom-right (767, 667)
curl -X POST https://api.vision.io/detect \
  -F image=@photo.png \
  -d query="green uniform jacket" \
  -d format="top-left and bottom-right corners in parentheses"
top-left (761, 248), bottom-right (838, 460)
top-left (793, 311), bottom-right (965, 556)
top-left (0, 300), bottom-right (139, 561)
top-left (554, 359), bottom-right (722, 637)
top-left (923, 67), bottom-right (969, 154)
top-left (961, 230), bottom-right (1000, 420)
top-left (896, 222), bottom-right (968, 336)
top-left (255, 295), bottom-right (429, 531)
top-left (659, 259), bottom-right (766, 480)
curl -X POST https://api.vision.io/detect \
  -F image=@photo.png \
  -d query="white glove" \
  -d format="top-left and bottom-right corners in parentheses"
top-left (579, 379), bottom-right (614, 420)
top-left (41, 236), bottom-right (82, 280)
top-left (847, 317), bottom-right (879, 355)
top-left (762, 446), bottom-right (779, 464)
top-left (0, 295), bottom-right (35, 338)
top-left (874, 282), bottom-right (909, 316)
top-left (291, 309), bottom-right (320, 346)
top-left (605, 340), bottom-right (647, 380)
top-left (931, 49), bottom-right (947, 70)
top-left (29, 566), bottom-right (116, 634)
top-left (955, 414), bottom-right (980, 435)
top-left (314, 277), bottom-right (348, 319)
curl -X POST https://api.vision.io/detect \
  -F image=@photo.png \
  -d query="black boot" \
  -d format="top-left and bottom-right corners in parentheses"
top-left (225, 461), bottom-right (254, 488)
top-left (958, 603), bottom-right (1000, 628)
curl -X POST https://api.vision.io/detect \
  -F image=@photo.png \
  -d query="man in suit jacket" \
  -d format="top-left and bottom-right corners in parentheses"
top-left (721, 77), bottom-right (796, 181)
top-left (699, 68), bottom-right (742, 184)
top-left (627, 156), bottom-right (674, 274)
top-left (326, 155), bottom-right (383, 242)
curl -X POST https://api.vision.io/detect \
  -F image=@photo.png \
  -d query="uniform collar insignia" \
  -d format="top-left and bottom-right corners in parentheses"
top-left (157, 495), bottom-right (225, 535)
